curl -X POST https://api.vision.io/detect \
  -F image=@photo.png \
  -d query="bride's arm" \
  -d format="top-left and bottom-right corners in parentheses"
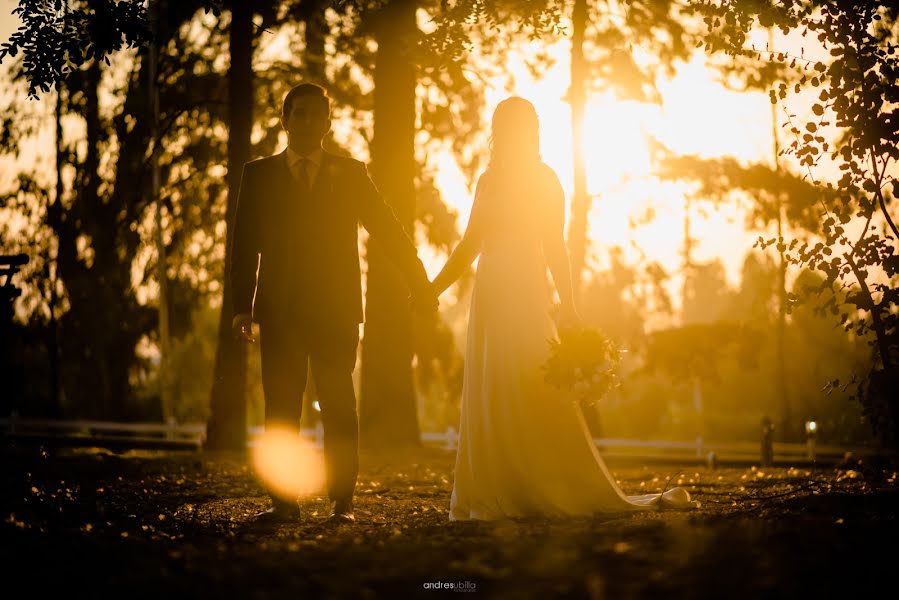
top-left (430, 174), bottom-right (488, 297)
top-left (543, 171), bottom-right (579, 323)
top-left (545, 234), bottom-right (577, 319)
top-left (431, 230), bottom-right (481, 298)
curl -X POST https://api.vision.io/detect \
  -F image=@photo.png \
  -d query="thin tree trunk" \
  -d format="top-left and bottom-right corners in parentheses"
top-left (81, 58), bottom-right (108, 417)
top-left (567, 0), bottom-right (589, 300)
top-left (300, 0), bottom-right (327, 84)
top-left (681, 195), bottom-right (696, 322)
top-left (49, 72), bottom-right (63, 417)
top-left (768, 30), bottom-right (792, 442)
top-left (359, 0), bottom-right (421, 450)
top-left (207, 2), bottom-right (253, 451)
top-left (568, 0), bottom-right (604, 437)
top-left (149, 0), bottom-right (174, 429)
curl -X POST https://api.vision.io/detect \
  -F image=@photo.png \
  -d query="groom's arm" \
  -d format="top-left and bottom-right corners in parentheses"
top-left (229, 161), bottom-right (262, 321)
top-left (350, 161), bottom-right (433, 302)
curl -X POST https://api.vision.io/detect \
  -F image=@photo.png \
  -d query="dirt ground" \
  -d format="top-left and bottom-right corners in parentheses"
top-left (1, 442), bottom-right (896, 599)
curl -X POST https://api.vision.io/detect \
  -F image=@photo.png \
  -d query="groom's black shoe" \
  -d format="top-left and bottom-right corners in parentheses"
top-left (326, 498), bottom-right (355, 524)
top-left (253, 497), bottom-right (301, 523)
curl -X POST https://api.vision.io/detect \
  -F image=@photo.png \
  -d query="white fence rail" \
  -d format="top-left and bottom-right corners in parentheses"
top-left (0, 416), bottom-right (884, 464)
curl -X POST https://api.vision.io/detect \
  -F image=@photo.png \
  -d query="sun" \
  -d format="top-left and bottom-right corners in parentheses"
top-left (582, 93), bottom-right (653, 193)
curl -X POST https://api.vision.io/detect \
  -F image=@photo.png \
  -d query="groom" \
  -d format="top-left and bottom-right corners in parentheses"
top-left (230, 83), bottom-right (436, 524)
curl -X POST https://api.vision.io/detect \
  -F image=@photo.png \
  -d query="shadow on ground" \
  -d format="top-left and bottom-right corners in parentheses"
top-left (1, 443), bottom-right (895, 598)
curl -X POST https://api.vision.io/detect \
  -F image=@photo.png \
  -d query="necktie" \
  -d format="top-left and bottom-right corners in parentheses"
top-left (296, 157), bottom-right (310, 189)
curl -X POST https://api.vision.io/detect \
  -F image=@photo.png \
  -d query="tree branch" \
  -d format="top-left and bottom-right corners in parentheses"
top-left (871, 149), bottom-right (899, 241)
top-left (843, 250), bottom-right (892, 370)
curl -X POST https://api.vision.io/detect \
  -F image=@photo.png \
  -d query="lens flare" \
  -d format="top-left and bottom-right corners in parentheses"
top-left (251, 425), bottom-right (325, 500)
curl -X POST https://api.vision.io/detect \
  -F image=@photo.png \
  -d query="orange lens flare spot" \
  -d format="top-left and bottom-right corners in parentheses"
top-left (251, 426), bottom-right (325, 500)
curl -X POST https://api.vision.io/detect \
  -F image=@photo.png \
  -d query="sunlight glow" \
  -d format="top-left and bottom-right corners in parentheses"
top-left (251, 425), bottom-right (325, 501)
top-left (429, 38), bottom-right (777, 314)
top-left (582, 94), bottom-right (653, 193)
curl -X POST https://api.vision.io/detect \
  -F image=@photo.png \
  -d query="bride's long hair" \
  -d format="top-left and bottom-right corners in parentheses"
top-left (488, 97), bottom-right (541, 169)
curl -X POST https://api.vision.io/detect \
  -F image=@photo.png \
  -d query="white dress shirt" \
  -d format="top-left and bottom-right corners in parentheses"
top-left (285, 146), bottom-right (323, 189)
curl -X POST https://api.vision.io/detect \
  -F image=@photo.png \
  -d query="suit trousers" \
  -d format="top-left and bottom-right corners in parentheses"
top-left (260, 319), bottom-right (360, 503)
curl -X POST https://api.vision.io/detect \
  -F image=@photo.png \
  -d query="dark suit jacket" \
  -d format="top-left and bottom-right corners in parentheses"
top-left (230, 149), bottom-right (429, 333)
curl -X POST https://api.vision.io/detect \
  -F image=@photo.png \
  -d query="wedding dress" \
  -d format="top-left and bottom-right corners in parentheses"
top-left (449, 163), bottom-right (694, 521)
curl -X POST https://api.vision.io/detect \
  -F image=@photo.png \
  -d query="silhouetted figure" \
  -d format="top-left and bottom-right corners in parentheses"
top-left (230, 83), bottom-right (436, 524)
top-left (430, 98), bottom-right (694, 520)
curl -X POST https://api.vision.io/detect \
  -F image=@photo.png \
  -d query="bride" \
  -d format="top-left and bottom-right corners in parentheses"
top-left (430, 97), bottom-right (694, 521)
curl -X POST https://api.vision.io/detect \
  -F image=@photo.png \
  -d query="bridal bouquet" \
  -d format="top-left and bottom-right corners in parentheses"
top-left (543, 326), bottom-right (621, 407)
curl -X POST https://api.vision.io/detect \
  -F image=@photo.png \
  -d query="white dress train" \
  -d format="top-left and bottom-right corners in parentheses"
top-left (448, 164), bottom-right (694, 521)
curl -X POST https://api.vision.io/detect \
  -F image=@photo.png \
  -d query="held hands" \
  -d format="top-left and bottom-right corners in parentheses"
top-left (232, 313), bottom-right (257, 343)
top-left (409, 280), bottom-right (439, 317)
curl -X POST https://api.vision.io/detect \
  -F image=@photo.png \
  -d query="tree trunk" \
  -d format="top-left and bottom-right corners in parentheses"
top-left (569, 1), bottom-right (603, 437)
top-left (768, 29), bottom-right (792, 443)
top-left (49, 74), bottom-right (63, 417)
top-left (55, 57), bottom-right (117, 419)
top-left (295, 0), bottom-right (328, 430)
top-left (567, 0), bottom-right (589, 300)
top-left (359, 0), bottom-right (421, 450)
top-left (300, 0), bottom-right (327, 84)
top-left (206, 1), bottom-right (253, 451)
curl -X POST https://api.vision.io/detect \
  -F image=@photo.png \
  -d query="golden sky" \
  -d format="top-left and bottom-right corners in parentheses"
top-left (0, 0), bottom-right (13, 40)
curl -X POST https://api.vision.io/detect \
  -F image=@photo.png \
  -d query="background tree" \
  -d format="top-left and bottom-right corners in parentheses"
top-left (656, 149), bottom-right (824, 439)
top-left (567, 0), bottom-right (692, 299)
top-left (1, 0), bottom-right (220, 420)
top-left (357, 0), bottom-right (422, 450)
top-left (653, 16), bottom-right (803, 440)
top-left (686, 0), bottom-right (899, 448)
top-left (206, 0), bottom-right (256, 451)
top-left (0, 0), bottom-right (275, 425)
